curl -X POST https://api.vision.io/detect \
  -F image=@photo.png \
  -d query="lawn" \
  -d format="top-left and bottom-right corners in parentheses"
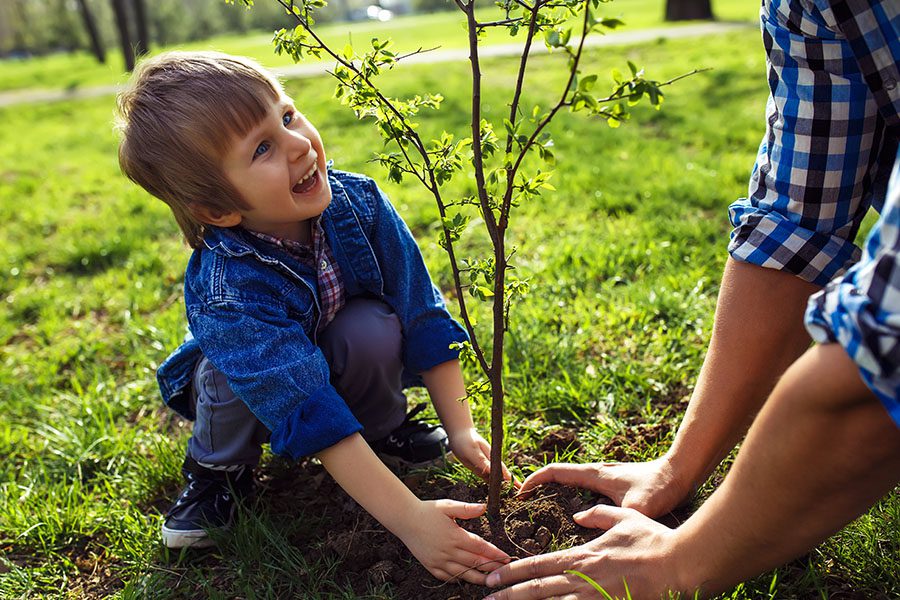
top-left (1, 4), bottom-right (898, 600)
top-left (0, 0), bottom-right (758, 94)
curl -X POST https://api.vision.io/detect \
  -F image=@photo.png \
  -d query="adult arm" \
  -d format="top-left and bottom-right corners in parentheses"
top-left (519, 258), bottom-right (819, 517)
top-left (484, 343), bottom-right (900, 599)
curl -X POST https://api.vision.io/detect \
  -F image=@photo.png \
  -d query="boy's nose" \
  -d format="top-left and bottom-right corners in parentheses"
top-left (287, 131), bottom-right (313, 160)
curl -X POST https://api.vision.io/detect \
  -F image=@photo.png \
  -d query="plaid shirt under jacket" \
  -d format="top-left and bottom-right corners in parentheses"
top-left (247, 219), bottom-right (346, 333)
top-left (728, 0), bottom-right (900, 425)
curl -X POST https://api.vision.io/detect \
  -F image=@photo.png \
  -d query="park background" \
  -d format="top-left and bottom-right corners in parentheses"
top-left (1, 0), bottom-right (898, 598)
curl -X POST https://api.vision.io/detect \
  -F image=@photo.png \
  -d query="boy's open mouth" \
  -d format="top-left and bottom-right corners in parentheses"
top-left (292, 165), bottom-right (319, 194)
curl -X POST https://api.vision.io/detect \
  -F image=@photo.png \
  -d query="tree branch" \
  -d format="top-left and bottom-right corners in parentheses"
top-left (503, 3), bottom-right (541, 159)
top-left (476, 17), bottom-right (525, 28)
top-left (463, 2), bottom-right (501, 248)
top-left (502, 0), bottom-right (592, 223)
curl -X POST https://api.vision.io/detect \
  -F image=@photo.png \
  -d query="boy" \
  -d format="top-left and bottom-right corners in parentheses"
top-left (116, 51), bottom-right (510, 583)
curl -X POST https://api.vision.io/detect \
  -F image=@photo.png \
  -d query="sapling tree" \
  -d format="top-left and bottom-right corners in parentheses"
top-left (230, 0), bottom-right (695, 518)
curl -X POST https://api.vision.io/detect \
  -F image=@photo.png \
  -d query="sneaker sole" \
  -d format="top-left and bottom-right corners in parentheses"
top-left (161, 524), bottom-right (219, 549)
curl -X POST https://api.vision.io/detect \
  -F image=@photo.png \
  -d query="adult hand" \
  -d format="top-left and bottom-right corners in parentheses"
top-left (518, 458), bottom-right (691, 518)
top-left (483, 504), bottom-right (688, 600)
top-left (449, 427), bottom-right (520, 488)
top-left (398, 499), bottom-right (511, 584)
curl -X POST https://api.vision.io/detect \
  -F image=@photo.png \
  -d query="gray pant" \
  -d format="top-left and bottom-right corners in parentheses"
top-left (186, 298), bottom-right (408, 467)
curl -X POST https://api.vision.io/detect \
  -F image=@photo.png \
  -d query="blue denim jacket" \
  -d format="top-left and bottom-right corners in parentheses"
top-left (156, 169), bottom-right (467, 459)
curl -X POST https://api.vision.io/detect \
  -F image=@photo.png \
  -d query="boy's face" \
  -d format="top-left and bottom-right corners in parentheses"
top-left (219, 92), bottom-right (331, 243)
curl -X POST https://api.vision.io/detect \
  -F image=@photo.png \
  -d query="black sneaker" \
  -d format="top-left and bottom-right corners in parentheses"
top-left (371, 404), bottom-right (449, 468)
top-left (161, 456), bottom-right (254, 549)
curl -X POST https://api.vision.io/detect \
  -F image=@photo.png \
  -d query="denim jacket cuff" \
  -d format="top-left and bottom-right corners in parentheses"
top-left (404, 317), bottom-right (469, 373)
top-left (269, 385), bottom-right (363, 459)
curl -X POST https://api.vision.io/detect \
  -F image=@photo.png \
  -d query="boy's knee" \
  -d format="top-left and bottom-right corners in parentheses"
top-left (321, 298), bottom-right (402, 373)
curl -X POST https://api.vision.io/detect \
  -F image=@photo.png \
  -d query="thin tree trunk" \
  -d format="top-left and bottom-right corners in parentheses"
top-left (665, 0), bottom-right (714, 21)
top-left (75, 0), bottom-right (105, 63)
top-left (132, 0), bottom-right (150, 57)
top-left (110, 0), bottom-right (135, 71)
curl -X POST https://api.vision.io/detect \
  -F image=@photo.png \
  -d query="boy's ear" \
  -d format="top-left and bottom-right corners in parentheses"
top-left (190, 205), bottom-right (242, 227)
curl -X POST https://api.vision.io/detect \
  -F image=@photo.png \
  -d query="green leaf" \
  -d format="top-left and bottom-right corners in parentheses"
top-left (600, 17), bottom-right (625, 30)
top-left (545, 29), bottom-right (561, 48)
top-left (578, 74), bottom-right (598, 92)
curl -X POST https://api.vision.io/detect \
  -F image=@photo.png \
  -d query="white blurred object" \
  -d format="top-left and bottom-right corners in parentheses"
top-left (364, 5), bottom-right (393, 20)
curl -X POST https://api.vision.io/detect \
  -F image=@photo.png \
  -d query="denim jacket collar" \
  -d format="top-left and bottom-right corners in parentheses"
top-left (198, 172), bottom-right (383, 297)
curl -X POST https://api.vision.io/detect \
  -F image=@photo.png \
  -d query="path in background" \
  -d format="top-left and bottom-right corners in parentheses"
top-left (0, 21), bottom-right (750, 108)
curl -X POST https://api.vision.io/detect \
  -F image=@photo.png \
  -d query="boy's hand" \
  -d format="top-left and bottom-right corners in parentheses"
top-left (448, 428), bottom-right (519, 488)
top-left (397, 499), bottom-right (511, 584)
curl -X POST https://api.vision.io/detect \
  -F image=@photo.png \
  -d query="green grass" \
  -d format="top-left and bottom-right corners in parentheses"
top-left (1, 14), bottom-right (899, 600)
top-left (0, 0), bottom-right (757, 94)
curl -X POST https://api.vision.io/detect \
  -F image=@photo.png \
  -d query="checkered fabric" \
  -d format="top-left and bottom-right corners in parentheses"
top-left (728, 0), bottom-right (899, 287)
top-left (806, 150), bottom-right (900, 426)
top-left (247, 220), bottom-right (346, 333)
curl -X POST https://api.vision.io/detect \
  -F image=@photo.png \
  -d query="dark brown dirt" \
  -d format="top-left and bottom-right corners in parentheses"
top-left (265, 459), bottom-right (609, 600)
top-left (241, 426), bottom-right (699, 598)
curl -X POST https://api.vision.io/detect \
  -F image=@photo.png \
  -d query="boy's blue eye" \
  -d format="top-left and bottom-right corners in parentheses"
top-left (282, 112), bottom-right (293, 126)
top-left (253, 142), bottom-right (270, 159)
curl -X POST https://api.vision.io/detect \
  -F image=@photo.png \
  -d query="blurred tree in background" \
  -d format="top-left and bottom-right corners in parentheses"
top-left (0, 0), bottom-right (314, 59)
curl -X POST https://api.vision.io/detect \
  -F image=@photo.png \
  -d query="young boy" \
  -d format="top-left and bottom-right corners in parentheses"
top-left (116, 51), bottom-right (509, 583)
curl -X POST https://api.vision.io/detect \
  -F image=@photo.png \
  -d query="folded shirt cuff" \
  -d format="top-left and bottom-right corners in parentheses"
top-left (728, 203), bottom-right (862, 287)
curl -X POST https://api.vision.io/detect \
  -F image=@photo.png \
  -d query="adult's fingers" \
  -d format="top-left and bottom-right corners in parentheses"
top-left (485, 548), bottom-right (575, 587)
top-left (518, 463), bottom-right (599, 497)
top-left (572, 503), bottom-right (634, 530)
top-left (482, 573), bottom-right (580, 599)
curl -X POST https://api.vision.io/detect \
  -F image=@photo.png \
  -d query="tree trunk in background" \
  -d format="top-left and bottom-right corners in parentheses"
top-left (75, 0), bottom-right (105, 63)
top-left (133, 0), bottom-right (150, 57)
top-left (665, 0), bottom-right (714, 21)
top-left (110, 0), bottom-right (135, 71)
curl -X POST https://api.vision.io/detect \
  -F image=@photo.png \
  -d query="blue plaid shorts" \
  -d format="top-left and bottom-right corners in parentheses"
top-left (728, 0), bottom-right (900, 424)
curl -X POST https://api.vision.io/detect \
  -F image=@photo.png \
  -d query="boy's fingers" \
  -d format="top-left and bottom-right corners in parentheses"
top-left (460, 529), bottom-right (511, 561)
top-left (433, 562), bottom-right (489, 585)
top-left (499, 461), bottom-right (522, 489)
top-left (454, 550), bottom-right (509, 573)
top-left (473, 452), bottom-right (492, 478)
top-left (450, 563), bottom-right (489, 585)
top-left (436, 499), bottom-right (487, 520)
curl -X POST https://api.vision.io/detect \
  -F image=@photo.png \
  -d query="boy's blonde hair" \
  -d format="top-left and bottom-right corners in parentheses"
top-left (116, 51), bottom-right (283, 247)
